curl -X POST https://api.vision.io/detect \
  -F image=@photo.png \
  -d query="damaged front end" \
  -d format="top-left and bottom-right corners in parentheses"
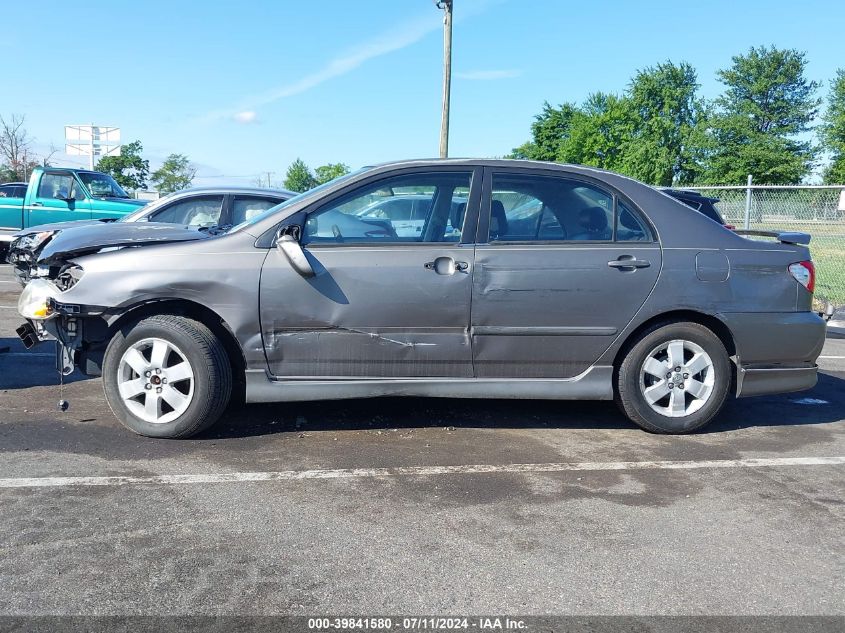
top-left (6, 231), bottom-right (58, 287)
top-left (15, 223), bottom-right (215, 376)
top-left (16, 269), bottom-right (108, 376)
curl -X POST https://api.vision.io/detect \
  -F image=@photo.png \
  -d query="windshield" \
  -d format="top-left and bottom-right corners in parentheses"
top-left (78, 172), bottom-right (130, 198)
top-left (228, 169), bottom-right (368, 233)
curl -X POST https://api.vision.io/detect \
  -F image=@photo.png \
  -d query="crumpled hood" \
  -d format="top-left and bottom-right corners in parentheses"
top-left (37, 222), bottom-right (211, 264)
top-left (14, 218), bottom-right (116, 237)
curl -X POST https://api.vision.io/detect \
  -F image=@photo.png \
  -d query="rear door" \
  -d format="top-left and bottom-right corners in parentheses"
top-left (259, 166), bottom-right (481, 378)
top-left (470, 167), bottom-right (661, 378)
top-left (28, 171), bottom-right (92, 225)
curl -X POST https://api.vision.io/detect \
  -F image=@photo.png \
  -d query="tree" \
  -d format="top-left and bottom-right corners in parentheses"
top-left (558, 92), bottom-right (632, 171)
top-left (150, 154), bottom-right (196, 193)
top-left (820, 69), bottom-right (845, 184)
top-left (701, 46), bottom-right (821, 184)
top-left (0, 114), bottom-right (32, 181)
top-left (314, 162), bottom-right (350, 185)
top-left (620, 61), bottom-right (706, 185)
top-left (95, 140), bottom-right (150, 191)
top-left (508, 64), bottom-right (706, 186)
top-left (509, 102), bottom-right (579, 161)
top-left (283, 158), bottom-right (317, 192)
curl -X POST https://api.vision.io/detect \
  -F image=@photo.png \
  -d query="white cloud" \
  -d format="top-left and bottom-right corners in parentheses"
top-left (455, 69), bottom-right (522, 80)
top-left (233, 110), bottom-right (258, 124)
top-left (196, 0), bottom-right (507, 124)
top-left (199, 14), bottom-right (441, 124)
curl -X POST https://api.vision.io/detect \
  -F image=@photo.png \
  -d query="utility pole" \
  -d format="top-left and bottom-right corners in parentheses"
top-left (435, 0), bottom-right (453, 158)
top-left (266, 171), bottom-right (274, 189)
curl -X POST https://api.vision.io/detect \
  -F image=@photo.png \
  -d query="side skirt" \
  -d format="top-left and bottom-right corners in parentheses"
top-left (245, 366), bottom-right (614, 403)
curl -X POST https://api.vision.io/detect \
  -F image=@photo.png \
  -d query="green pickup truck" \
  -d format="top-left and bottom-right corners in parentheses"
top-left (0, 167), bottom-right (147, 253)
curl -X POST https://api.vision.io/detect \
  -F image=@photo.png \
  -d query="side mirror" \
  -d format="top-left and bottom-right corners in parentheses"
top-left (276, 228), bottom-right (315, 278)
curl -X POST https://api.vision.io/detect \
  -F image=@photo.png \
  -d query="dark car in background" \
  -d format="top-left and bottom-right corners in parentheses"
top-left (15, 159), bottom-right (824, 439)
top-left (0, 182), bottom-right (28, 199)
top-left (7, 186), bottom-right (295, 286)
top-left (662, 188), bottom-right (735, 229)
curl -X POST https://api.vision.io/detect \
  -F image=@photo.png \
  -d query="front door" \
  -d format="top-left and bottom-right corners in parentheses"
top-left (471, 168), bottom-right (661, 378)
top-left (259, 167), bottom-right (480, 378)
top-left (28, 171), bottom-right (91, 225)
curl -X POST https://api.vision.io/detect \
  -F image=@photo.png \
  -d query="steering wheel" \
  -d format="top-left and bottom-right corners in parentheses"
top-left (362, 220), bottom-right (398, 239)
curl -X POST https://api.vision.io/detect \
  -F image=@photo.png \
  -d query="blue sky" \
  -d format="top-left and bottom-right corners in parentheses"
top-left (4, 0), bottom-right (843, 186)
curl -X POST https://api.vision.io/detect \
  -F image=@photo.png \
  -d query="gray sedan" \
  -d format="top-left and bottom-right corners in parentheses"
top-left (16, 159), bottom-right (825, 438)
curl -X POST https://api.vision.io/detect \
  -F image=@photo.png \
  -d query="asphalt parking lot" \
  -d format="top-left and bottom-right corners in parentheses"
top-left (0, 262), bottom-right (843, 617)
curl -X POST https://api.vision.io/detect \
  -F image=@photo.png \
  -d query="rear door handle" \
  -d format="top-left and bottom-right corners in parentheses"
top-left (608, 257), bottom-right (650, 270)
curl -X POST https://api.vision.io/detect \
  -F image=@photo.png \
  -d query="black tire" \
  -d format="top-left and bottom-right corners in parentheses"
top-left (615, 321), bottom-right (731, 434)
top-left (102, 315), bottom-right (232, 438)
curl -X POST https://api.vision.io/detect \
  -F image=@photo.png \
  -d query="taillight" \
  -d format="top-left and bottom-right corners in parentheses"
top-left (788, 261), bottom-right (815, 293)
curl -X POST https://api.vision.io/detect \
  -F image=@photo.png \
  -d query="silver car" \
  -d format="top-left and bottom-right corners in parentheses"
top-left (16, 159), bottom-right (825, 438)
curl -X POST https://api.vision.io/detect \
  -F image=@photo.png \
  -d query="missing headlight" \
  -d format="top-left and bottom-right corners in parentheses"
top-left (55, 265), bottom-right (84, 291)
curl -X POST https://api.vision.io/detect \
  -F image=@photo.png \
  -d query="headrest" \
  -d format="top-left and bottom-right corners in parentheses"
top-left (490, 199), bottom-right (508, 236)
top-left (451, 202), bottom-right (467, 232)
top-left (584, 206), bottom-right (608, 231)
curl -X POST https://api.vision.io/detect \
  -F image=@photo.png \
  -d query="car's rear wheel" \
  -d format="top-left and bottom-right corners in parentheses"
top-left (102, 315), bottom-right (232, 438)
top-left (616, 321), bottom-right (731, 433)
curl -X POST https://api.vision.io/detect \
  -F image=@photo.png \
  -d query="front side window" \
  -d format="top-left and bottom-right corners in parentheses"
top-left (149, 195), bottom-right (224, 226)
top-left (303, 171), bottom-right (472, 244)
top-left (231, 196), bottom-right (283, 225)
top-left (37, 173), bottom-right (74, 200)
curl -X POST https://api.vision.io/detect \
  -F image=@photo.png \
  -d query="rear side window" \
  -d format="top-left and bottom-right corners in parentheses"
top-left (487, 173), bottom-right (652, 243)
top-left (616, 201), bottom-right (650, 241)
top-left (488, 173), bottom-right (614, 242)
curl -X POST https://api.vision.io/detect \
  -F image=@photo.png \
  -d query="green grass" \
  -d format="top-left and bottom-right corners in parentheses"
top-left (808, 236), bottom-right (845, 306)
top-left (746, 221), bottom-right (845, 306)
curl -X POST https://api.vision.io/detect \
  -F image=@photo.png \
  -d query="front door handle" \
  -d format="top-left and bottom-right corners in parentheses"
top-left (31, 202), bottom-right (44, 207)
top-left (424, 257), bottom-right (470, 275)
top-left (608, 256), bottom-right (650, 270)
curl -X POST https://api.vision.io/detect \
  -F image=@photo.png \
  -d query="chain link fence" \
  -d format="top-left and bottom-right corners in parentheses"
top-left (685, 184), bottom-right (845, 310)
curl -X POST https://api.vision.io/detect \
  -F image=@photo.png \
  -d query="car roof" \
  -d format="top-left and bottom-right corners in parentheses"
top-left (164, 185), bottom-right (296, 197)
top-left (0, 182), bottom-right (27, 187)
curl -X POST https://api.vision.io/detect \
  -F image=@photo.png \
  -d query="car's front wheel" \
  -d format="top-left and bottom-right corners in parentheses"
top-left (616, 321), bottom-right (731, 433)
top-left (102, 315), bottom-right (232, 438)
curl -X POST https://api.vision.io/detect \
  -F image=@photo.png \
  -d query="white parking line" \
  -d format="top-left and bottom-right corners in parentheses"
top-left (0, 456), bottom-right (842, 489)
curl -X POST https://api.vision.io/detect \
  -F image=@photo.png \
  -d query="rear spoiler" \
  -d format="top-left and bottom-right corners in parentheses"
top-left (734, 229), bottom-right (811, 245)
